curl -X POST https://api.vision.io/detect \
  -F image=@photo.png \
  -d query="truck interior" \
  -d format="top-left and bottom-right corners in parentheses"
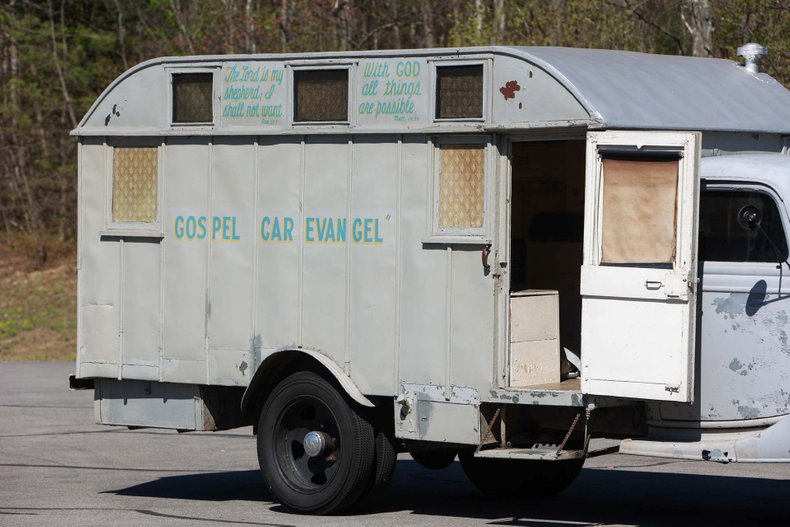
top-left (508, 140), bottom-right (586, 389)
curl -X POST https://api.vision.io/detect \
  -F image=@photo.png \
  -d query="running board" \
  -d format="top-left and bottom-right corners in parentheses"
top-left (474, 447), bottom-right (585, 461)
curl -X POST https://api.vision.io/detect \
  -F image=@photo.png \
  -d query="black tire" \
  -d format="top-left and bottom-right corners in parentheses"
top-left (257, 371), bottom-right (375, 514)
top-left (359, 425), bottom-right (398, 507)
top-left (409, 448), bottom-right (457, 470)
top-left (458, 449), bottom-right (583, 497)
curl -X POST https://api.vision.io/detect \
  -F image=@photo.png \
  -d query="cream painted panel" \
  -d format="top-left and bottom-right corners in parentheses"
top-left (162, 138), bottom-right (209, 363)
top-left (207, 139), bottom-right (254, 353)
top-left (301, 137), bottom-right (349, 361)
top-left (79, 142), bottom-right (120, 366)
top-left (80, 143), bottom-right (119, 306)
top-left (349, 136), bottom-right (398, 395)
top-left (398, 138), bottom-right (446, 385)
top-left (121, 239), bottom-right (161, 372)
top-left (450, 246), bottom-right (496, 390)
top-left (82, 305), bottom-right (119, 365)
top-left (208, 349), bottom-right (251, 385)
top-left (255, 138), bottom-right (302, 351)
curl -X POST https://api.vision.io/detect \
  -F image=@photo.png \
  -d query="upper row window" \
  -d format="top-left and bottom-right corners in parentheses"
top-left (436, 65), bottom-right (484, 120)
top-left (170, 62), bottom-right (485, 126)
top-left (294, 69), bottom-right (349, 122)
top-left (172, 73), bottom-right (213, 124)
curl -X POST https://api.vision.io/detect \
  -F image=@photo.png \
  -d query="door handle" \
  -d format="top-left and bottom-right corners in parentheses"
top-left (482, 245), bottom-right (491, 274)
top-left (645, 280), bottom-right (663, 290)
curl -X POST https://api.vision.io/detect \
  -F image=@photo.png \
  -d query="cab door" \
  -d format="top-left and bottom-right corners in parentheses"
top-left (580, 131), bottom-right (700, 402)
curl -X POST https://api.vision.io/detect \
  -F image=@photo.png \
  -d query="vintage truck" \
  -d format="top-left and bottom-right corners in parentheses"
top-left (70, 44), bottom-right (790, 513)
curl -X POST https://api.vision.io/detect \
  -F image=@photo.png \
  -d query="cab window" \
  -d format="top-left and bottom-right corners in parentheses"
top-left (699, 189), bottom-right (788, 262)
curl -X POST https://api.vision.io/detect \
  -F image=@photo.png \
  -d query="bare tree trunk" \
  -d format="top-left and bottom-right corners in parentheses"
top-left (48, 0), bottom-right (77, 129)
top-left (168, 0), bottom-right (195, 53)
top-left (420, 2), bottom-right (435, 48)
top-left (683, 0), bottom-right (713, 57)
top-left (331, 0), bottom-right (351, 51)
top-left (245, 0), bottom-right (256, 53)
top-left (494, 0), bottom-right (506, 35)
top-left (111, 0), bottom-right (129, 70)
top-left (220, 0), bottom-right (236, 51)
top-left (280, 0), bottom-right (289, 52)
top-left (390, 0), bottom-right (401, 48)
top-left (474, 0), bottom-right (483, 42)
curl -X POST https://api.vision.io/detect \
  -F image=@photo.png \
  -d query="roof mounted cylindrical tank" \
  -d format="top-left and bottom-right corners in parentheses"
top-left (737, 43), bottom-right (767, 74)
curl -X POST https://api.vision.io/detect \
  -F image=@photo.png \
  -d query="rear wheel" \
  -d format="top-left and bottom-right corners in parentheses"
top-left (409, 448), bottom-right (457, 470)
top-left (359, 424), bottom-right (398, 507)
top-left (458, 450), bottom-right (583, 497)
top-left (257, 371), bottom-right (375, 514)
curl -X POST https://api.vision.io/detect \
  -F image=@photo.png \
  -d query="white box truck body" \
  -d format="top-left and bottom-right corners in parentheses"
top-left (70, 46), bottom-right (790, 513)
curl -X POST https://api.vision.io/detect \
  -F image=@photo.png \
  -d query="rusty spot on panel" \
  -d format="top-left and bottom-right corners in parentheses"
top-left (499, 80), bottom-right (521, 100)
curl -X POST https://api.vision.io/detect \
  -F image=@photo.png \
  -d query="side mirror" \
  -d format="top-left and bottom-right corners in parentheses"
top-left (737, 205), bottom-right (762, 231)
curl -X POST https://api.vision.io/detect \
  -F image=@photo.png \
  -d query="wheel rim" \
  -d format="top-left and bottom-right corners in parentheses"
top-left (274, 395), bottom-right (342, 492)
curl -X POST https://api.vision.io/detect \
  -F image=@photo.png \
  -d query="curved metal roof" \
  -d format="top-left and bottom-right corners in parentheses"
top-left (72, 46), bottom-right (790, 135)
top-left (508, 47), bottom-right (790, 134)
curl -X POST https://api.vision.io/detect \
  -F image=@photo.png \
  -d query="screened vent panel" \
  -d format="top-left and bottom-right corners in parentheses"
top-left (436, 65), bottom-right (483, 119)
top-left (439, 144), bottom-right (486, 229)
top-left (294, 69), bottom-right (349, 122)
top-left (172, 73), bottom-right (213, 123)
top-left (601, 157), bottom-right (679, 264)
top-left (112, 147), bottom-right (158, 223)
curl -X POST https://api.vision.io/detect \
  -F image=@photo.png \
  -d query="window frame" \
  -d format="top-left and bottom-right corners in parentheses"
top-left (101, 140), bottom-right (165, 238)
top-left (425, 135), bottom-right (494, 243)
top-left (289, 64), bottom-right (352, 125)
top-left (431, 59), bottom-right (489, 123)
top-left (167, 67), bottom-right (219, 129)
top-left (698, 181), bottom-right (790, 264)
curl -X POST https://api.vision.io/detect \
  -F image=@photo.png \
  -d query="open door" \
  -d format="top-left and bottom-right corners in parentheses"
top-left (581, 131), bottom-right (700, 402)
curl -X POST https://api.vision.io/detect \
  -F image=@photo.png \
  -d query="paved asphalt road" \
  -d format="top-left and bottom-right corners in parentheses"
top-left (1, 362), bottom-right (789, 527)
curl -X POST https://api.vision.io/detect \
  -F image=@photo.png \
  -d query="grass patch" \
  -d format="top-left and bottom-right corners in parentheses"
top-left (0, 233), bottom-right (76, 361)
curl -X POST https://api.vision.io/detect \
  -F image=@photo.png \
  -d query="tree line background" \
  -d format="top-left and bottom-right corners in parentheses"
top-left (1, 0), bottom-right (788, 262)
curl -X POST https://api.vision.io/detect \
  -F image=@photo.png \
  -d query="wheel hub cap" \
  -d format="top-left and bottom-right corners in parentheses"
top-left (303, 430), bottom-right (332, 457)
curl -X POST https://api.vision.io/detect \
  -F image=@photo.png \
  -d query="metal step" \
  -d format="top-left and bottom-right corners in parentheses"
top-left (474, 446), bottom-right (585, 461)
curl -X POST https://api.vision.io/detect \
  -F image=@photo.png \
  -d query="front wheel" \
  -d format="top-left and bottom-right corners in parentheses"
top-left (257, 371), bottom-right (375, 514)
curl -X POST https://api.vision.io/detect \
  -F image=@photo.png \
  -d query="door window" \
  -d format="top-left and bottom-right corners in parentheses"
top-left (600, 156), bottom-right (679, 265)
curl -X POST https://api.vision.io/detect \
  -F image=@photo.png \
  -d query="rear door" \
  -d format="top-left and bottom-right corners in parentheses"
top-left (580, 130), bottom-right (700, 402)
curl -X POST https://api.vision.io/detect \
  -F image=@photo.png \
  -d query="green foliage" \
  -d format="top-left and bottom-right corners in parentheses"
top-left (0, 0), bottom-right (787, 243)
top-left (0, 233), bottom-right (76, 361)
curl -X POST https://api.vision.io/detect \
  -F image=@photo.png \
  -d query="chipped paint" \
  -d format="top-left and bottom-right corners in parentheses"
top-left (737, 405), bottom-right (760, 419)
top-left (729, 358), bottom-right (743, 372)
top-left (702, 449), bottom-right (731, 463)
top-left (104, 103), bottom-right (121, 126)
top-left (713, 294), bottom-right (746, 319)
